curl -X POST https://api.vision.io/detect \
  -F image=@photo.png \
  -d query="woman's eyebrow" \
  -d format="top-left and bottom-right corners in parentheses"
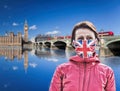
top-left (86, 34), bottom-right (93, 37)
top-left (86, 35), bottom-right (93, 39)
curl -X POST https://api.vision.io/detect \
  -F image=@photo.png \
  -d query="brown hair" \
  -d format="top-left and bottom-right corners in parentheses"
top-left (71, 21), bottom-right (99, 46)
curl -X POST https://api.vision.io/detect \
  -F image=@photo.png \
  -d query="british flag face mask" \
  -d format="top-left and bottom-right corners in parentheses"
top-left (72, 39), bottom-right (97, 58)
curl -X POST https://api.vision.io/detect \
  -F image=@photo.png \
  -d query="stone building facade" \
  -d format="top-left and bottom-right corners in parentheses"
top-left (0, 32), bottom-right (22, 46)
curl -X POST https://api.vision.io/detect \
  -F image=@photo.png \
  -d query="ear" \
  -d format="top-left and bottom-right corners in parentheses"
top-left (71, 40), bottom-right (74, 48)
top-left (95, 38), bottom-right (98, 46)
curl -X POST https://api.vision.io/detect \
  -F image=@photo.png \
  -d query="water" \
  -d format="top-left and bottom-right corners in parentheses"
top-left (0, 47), bottom-right (120, 91)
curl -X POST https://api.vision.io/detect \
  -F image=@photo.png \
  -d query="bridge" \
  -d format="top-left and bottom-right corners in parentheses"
top-left (33, 35), bottom-right (120, 56)
top-left (99, 35), bottom-right (120, 56)
top-left (34, 37), bottom-right (72, 50)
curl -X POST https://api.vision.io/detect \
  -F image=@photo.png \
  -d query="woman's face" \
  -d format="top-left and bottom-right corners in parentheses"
top-left (75, 28), bottom-right (96, 41)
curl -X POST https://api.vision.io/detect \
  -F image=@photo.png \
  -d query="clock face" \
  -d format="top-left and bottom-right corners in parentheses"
top-left (25, 27), bottom-right (28, 30)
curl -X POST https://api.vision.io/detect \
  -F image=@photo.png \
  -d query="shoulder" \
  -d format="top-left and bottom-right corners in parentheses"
top-left (55, 62), bottom-right (73, 73)
top-left (57, 62), bottom-right (72, 69)
top-left (97, 63), bottom-right (114, 74)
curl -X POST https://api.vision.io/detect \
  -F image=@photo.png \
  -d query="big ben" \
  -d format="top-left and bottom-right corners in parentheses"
top-left (24, 20), bottom-right (28, 42)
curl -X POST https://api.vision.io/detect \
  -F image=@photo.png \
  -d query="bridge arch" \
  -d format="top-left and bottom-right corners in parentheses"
top-left (44, 42), bottom-right (51, 48)
top-left (105, 39), bottom-right (120, 47)
top-left (39, 42), bottom-right (43, 46)
top-left (53, 41), bottom-right (66, 50)
top-left (105, 39), bottom-right (120, 56)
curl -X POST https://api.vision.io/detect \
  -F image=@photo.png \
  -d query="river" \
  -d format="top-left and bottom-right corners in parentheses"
top-left (0, 47), bottom-right (120, 91)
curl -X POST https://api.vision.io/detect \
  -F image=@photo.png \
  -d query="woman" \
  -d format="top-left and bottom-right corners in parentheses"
top-left (49, 21), bottom-right (116, 91)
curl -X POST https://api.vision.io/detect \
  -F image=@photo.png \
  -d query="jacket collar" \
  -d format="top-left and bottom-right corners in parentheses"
top-left (69, 54), bottom-right (100, 63)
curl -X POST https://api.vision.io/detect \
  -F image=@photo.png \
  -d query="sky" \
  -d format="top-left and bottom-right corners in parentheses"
top-left (0, 0), bottom-right (120, 40)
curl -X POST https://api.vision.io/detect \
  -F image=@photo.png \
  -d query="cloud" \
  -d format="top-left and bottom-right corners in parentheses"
top-left (12, 66), bottom-right (18, 70)
top-left (29, 63), bottom-right (37, 68)
top-left (29, 25), bottom-right (37, 30)
top-left (4, 83), bottom-right (10, 88)
top-left (30, 37), bottom-right (35, 42)
top-left (12, 22), bottom-right (19, 26)
top-left (4, 5), bottom-right (8, 9)
top-left (45, 58), bottom-right (58, 62)
top-left (45, 30), bottom-right (60, 35)
top-left (4, 84), bottom-right (8, 88)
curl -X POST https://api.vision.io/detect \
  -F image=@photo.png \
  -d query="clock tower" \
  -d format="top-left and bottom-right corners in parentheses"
top-left (24, 20), bottom-right (28, 42)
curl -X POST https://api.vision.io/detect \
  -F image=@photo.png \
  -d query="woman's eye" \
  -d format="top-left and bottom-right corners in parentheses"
top-left (77, 37), bottom-right (84, 40)
top-left (86, 36), bottom-right (93, 40)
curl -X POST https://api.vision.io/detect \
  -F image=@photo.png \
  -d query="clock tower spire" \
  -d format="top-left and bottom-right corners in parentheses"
top-left (24, 20), bottom-right (28, 42)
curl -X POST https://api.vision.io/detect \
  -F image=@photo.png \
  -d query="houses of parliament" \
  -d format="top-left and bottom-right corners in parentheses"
top-left (0, 21), bottom-right (29, 71)
top-left (0, 20), bottom-right (28, 46)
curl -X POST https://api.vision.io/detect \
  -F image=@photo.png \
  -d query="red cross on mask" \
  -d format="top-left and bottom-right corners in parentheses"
top-left (73, 40), bottom-right (96, 58)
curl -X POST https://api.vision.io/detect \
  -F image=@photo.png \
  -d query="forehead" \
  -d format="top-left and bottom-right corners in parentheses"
top-left (75, 28), bottom-right (94, 35)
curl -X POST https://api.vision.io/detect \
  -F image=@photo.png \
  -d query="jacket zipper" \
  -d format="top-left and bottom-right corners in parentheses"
top-left (82, 62), bottom-right (86, 91)
top-left (78, 63), bottom-right (80, 91)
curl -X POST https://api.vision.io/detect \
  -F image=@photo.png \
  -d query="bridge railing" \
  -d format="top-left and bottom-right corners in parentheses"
top-left (101, 35), bottom-right (120, 41)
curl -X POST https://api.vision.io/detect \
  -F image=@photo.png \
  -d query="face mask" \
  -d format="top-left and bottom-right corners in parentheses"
top-left (72, 39), bottom-right (97, 58)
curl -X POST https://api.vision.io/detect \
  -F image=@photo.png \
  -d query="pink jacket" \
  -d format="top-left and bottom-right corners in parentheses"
top-left (49, 55), bottom-right (116, 91)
